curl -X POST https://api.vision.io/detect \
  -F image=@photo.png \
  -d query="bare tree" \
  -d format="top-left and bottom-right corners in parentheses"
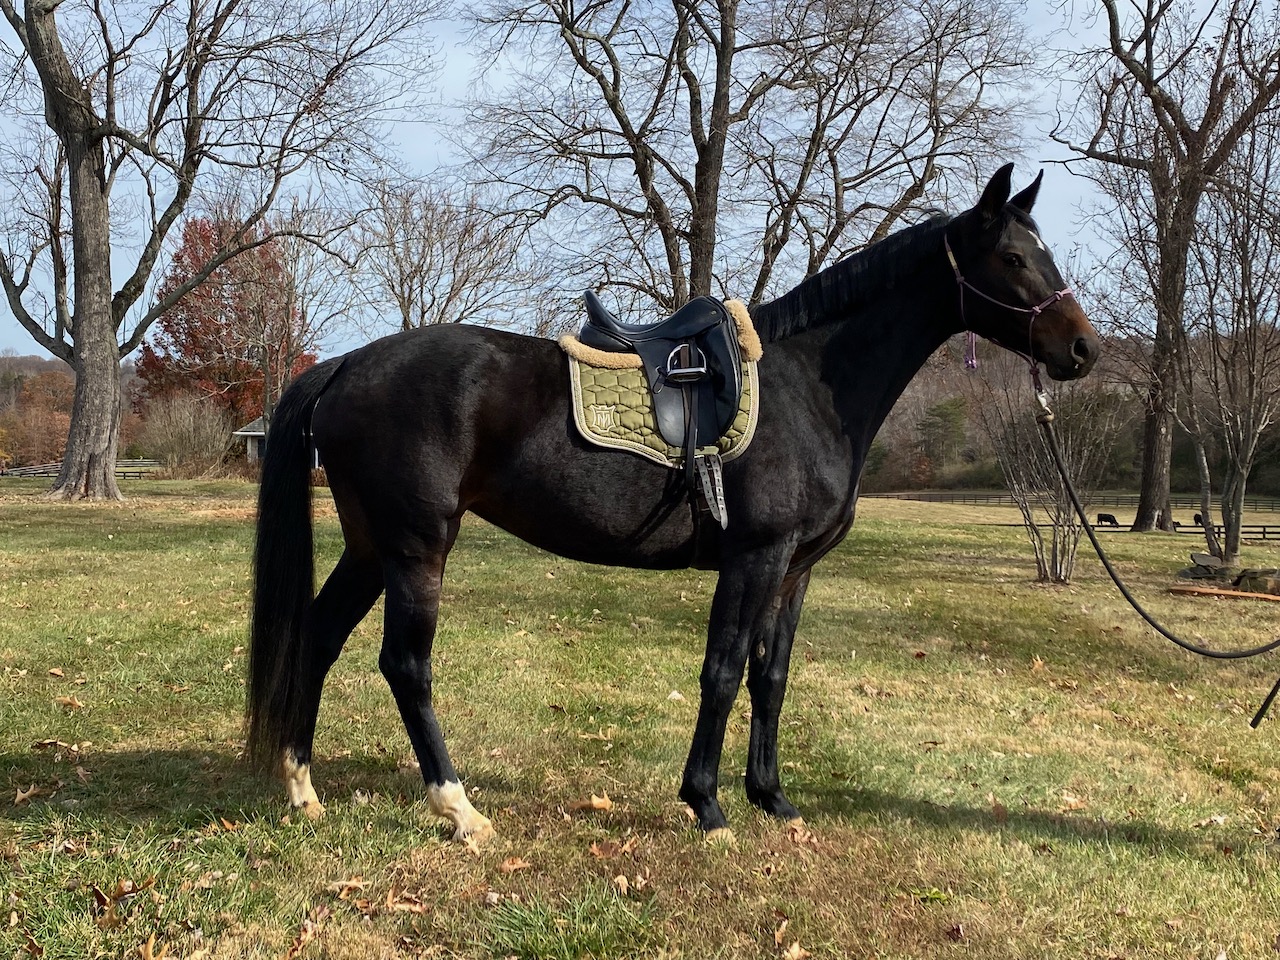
top-left (0, 0), bottom-right (439, 498)
top-left (971, 350), bottom-right (1134, 583)
top-left (1180, 115), bottom-right (1280, 565)
top-left (1052, 0), bottom-right (1280, 531)
top-left (354, 179), bottom-right (544, 333)
top-left (463, 0), bottom-right (1030, 318)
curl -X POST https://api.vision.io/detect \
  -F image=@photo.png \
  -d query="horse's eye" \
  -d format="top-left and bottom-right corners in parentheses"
top-left (1003, 253), bottom-right (1025, 268)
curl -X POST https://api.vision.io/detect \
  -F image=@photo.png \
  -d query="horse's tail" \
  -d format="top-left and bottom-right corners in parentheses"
top-left (245, 357), bottom-right (345, 773)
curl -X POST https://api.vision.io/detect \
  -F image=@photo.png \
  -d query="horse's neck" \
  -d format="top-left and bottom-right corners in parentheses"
top-left (780, 264), bottom-right (961, 452)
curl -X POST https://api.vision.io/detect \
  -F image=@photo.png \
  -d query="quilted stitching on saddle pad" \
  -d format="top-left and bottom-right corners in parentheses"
top-left (568, 358), bottom-right (759, 468)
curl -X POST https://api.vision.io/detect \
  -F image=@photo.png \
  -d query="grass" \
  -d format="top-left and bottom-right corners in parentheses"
top-left (2, 479), bottom-right (1280, 959)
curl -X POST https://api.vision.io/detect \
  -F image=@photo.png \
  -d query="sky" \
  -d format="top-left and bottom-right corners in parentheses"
top-left (0, 1), bottom-right (1105, 362)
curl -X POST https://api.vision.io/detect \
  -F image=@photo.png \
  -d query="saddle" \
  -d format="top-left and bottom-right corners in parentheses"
top-left (577, 291), bottom-right (746, 526)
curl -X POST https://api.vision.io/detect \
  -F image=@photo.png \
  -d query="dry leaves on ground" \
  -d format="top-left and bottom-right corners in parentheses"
top-left (567, 792), bottom-right (613, 814)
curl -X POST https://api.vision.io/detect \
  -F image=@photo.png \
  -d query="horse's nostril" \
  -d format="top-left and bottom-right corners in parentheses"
top-left (1072, 336), bottom-right (1096, 366)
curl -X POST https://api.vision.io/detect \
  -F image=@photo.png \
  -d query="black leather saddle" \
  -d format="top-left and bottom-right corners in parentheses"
top-left (578, 291), bottom-right (743, 449)
top-left (578, 291), bottom-right (745, 526)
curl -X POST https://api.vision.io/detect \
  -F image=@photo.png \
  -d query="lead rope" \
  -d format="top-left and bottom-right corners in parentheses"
top-left (949, 235), bottom-right (1280, 724)
top-left (1031, 379), bottom-right (1280, 727)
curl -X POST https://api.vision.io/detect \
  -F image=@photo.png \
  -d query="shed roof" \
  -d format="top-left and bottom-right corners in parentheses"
top-left (232, 416), bottom-right (266, 437)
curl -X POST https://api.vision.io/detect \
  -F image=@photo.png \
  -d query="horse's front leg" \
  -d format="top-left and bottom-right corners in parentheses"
top-left (679, 544), bottom-right (794, 840)
top-left (744, 568), bottom-right (811, 823)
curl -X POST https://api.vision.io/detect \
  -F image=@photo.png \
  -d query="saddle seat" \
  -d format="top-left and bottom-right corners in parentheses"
top-left (579, 290), bottom-right (728, 352)
top-left (577, 290), bottom-right (744, 453)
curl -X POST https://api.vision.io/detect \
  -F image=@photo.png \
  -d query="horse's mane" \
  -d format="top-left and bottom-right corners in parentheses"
top-left (752, 213), bottom-right (953, 343)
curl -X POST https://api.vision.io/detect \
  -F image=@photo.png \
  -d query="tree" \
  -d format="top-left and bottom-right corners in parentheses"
top-left (354, 179), bottom-right (547, 334)
top-left (1053, 0), bottom-right (1280, 531)
top-left (970, 351), bottom-right (1134, 583)
top-left (1180, 113), bottom-right (1280, 565)
top-left (0, 367), bottom-right (75, 465)
top-left (464, 0), bottom-right (1029, 317)
top-left (0, 0), bottom-right (439, 498)
top-left (135, 218), bottom-right (322, 427)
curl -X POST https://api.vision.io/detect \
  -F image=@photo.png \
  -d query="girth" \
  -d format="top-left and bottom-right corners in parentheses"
top-left (578, 291), bottom-right (745, 527)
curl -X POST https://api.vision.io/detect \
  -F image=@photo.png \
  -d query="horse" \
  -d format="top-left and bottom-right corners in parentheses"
top-left (247, 164), bottom-right (1100, 843)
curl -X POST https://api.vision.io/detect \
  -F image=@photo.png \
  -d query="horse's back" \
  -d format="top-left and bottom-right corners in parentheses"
top-left (312, 324), bottom-right (699, 566)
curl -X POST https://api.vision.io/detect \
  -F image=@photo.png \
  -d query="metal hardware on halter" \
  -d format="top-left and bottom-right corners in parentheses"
top-left (696, 453), bottom-right (727, 528)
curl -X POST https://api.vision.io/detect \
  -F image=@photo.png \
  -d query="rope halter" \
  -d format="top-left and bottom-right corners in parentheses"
top-left (944, 235), bottom-right (1075, 371)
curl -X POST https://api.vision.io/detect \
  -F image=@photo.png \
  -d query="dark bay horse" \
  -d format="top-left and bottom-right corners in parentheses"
top-left (248, 165), bottom-right (1100, 842)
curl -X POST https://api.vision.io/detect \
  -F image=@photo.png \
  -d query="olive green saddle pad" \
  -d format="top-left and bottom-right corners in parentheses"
top-left (566, 357), bottom-right (760, 468)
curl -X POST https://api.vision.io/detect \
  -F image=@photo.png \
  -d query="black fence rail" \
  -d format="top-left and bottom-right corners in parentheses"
top-left (868, 491), bottom-right (1280, 512)
top-left (1, 459), bottom-right (163, 479)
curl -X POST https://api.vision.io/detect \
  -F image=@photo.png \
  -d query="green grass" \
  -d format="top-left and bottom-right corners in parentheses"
top-left (2, 479), bottom-right (1280, 958)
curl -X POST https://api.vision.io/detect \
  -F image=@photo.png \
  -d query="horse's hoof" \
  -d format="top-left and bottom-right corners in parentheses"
top-left (704, 827), bottom-right (737, 846)
top-left (453, 818), bottom-right (495, 845)
top-left (299, 799), bottom-right (326, 820)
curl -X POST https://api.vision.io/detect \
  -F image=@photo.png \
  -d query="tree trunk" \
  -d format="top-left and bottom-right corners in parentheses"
top-left (1132, 402), bottom-right (1172, 531)
top-left (1221, 468), bottom-right (1246, 567)
top-left (48, 138), bottom-right (122, 500)
top-left (1191, 438), bottom-right (1222, 559)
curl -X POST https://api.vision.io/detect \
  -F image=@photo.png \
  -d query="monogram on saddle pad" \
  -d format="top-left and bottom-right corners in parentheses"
top-left (559, 291), bottom-right (764, 527)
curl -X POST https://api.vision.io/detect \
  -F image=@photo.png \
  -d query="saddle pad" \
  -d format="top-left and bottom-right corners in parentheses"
top-left (568, 357), bottom-right (759, 467)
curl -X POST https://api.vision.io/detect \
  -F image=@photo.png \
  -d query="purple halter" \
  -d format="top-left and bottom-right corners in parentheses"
top-left (944, 235), bottom-right (1075, 370)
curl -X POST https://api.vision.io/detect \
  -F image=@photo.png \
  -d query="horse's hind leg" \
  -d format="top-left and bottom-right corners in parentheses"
top-left (283, 549), bottom-right (383, 817)
top-left (744, 569), bottom-right (811, 823)
top-left (380, 540), bottom-right (492, 843)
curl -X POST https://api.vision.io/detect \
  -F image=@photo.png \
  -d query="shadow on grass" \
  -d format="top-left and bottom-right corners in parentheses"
top-left (0, 746), bottom-right (1220, 862)
top-left (792, 780), bottom-right (1216, 857)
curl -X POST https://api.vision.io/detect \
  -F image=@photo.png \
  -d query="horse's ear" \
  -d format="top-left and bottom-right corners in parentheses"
top-left (978, 163), bottom-right (1015, 221)
top-left (1009, 170), bottom-right (1043, 214)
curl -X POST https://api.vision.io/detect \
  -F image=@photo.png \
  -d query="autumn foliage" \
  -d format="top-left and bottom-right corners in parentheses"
top-left (136, 218), bottom-right (316, 426)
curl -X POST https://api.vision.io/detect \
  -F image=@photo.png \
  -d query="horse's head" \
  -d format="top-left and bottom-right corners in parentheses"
top-left (947, 164), bottom-right (1100, 381)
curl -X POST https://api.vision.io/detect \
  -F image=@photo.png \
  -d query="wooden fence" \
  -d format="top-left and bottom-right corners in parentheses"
top-left (868, 491), bottom-right (1280, 512)
top-left (1, 459), bottom-right (162, 479)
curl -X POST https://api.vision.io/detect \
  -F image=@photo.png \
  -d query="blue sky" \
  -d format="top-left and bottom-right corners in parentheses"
top-left (0, 0), bottom-right (1103, 361)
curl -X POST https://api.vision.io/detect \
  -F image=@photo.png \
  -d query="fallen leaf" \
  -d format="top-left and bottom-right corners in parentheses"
top-left (75, 766), bottom-right (92, 784)
top-left (945, 923), bottom-right (965, 942)
top-left (1164, 918), bottom-right (1183, 931)
top-left (326, 877), bottom-right (367, 900)
top-left (1031, 656), bottom-right (1045, 673)
top-left (567, 792), bottom-right (613, 813)
top-left (48, 668), bottom-right (64, 678)
top-left (22, 933), bottom-right (42, 957)
top-left (30, 739), bottom-right (70, 751)
top-left (218, 818), bottom-right (240, 832)
top-left (667, 690), bottom-right (686, 701)
top-left (1059, 792), bottom-right (1088, 813)
top-left (1194, 814), bottom-right (1228, 828)
top-left (612, 874), bottom-right (629, 895)
top-left (139, 933), bottom-right (169, 960)
top-left (385, 889), bottom-right (428, 914)
top-left (589, 836), bottom-right (637, 859)
top-left (781, 942), bottom-right (811, 960)
top-left (54, 695), bottom-right (84, 710)
top-left (498, 857), bottom-right (531, 874)
top-left (14, 784), bottom-right (43, 806)
top-left (774, 918), bottom-right (789, 947)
